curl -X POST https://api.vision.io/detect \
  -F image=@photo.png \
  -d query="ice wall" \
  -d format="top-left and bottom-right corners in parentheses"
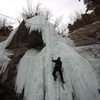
top-left (15, 16), bottom-right (100, 100)
top-left (0, 16), bottom-right (99, 100)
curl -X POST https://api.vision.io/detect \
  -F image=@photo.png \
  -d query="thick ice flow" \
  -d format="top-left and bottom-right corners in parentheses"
top-left (16, 49), bottom-right (44, 100)
top-left (0, 16), bottom-right (99, 100)
top-left (16, 16), bottom-right (100, 100)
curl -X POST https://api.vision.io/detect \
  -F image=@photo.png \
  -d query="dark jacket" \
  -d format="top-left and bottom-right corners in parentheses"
top-left (52, 59), bottom-right (62, 70)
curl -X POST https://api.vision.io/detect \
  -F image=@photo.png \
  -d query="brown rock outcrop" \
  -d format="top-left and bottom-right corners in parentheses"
top-left (68, 21), bottom-right (100, 46)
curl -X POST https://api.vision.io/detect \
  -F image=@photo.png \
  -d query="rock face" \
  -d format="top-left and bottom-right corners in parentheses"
top-left (0, 20), bottom-right (45, 100)
top-left (68, 21), bottom-right (100, 46)
top-left (6, 21), bottom-right (45, 50)
top-left (0, 35), bottom-right (7, 42)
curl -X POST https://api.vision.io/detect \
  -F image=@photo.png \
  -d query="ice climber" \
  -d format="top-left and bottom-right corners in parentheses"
top-left (52, 57), bottom-right (65, 83)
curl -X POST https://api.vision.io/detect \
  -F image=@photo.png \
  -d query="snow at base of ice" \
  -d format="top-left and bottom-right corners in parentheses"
top-left (74, 44), bottom-right (100, 86)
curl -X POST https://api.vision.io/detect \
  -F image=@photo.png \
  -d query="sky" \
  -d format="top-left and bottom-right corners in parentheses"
top-left (0, 0), bottom-right (86, 27)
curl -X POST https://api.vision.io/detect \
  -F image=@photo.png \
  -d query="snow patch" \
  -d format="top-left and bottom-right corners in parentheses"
top-left (74, 44), bottom-right (100, 86)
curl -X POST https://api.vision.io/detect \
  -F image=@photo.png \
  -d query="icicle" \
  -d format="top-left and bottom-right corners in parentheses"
top-left (15, 49), bottom-right (44, 100)
top-left (0, 28), bottom-right (18, 50)
top-left (0, 27), bottom-right (17, 75)
top-left (0, 53), bottom-right (10, 75)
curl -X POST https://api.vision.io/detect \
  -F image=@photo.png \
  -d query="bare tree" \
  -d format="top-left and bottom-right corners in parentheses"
top-left (21, 1), bottom-right (52, 21)
top-left (54, 16), bottom-right (62, 29)
top-left (0, 17), bottom-right (7, 28)
top-left (21, 2), bottom-right (34, 19)
top-left (42, 9), bottom-right (52, 21)
top-left (57, 24), bottom-right (68, 35)
top-left (0, 17), bottom-right (13, 36)
top-left (20, 0), bottom-right (68, 36)
top-left (34, 3), bottom-right (41, 16)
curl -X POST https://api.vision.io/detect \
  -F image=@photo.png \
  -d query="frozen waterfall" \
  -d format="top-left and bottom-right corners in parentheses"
top-left (0, 16), bottom-right (100, 100)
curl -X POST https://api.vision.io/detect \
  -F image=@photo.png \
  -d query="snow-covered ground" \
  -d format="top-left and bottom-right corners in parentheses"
top-left (65, 37), bottom-right (100, 86)
top-left (0, 16), bottom-right (100, 100)
top-left (74, 44), bottom-right (100, 85)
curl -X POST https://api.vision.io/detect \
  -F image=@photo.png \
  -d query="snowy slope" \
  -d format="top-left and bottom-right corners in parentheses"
top-left (0, 16), bottom-right (100, 100)
top-left (74, 44), bottom-right (100, 85)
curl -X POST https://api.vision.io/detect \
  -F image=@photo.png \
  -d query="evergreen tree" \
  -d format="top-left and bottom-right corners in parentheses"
top-left (79, 0), bottom-right (100, 17)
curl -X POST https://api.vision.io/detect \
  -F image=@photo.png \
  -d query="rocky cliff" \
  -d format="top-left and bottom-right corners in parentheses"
top-left (68, 21), bottom-right (100, 46)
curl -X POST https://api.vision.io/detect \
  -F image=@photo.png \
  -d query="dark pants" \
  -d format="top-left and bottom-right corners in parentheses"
top-left (52, 67), bottom-right (64, 81)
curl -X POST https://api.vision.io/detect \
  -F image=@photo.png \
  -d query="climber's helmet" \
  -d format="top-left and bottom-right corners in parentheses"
top-left (57, 57), bottom-right (61, 60)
